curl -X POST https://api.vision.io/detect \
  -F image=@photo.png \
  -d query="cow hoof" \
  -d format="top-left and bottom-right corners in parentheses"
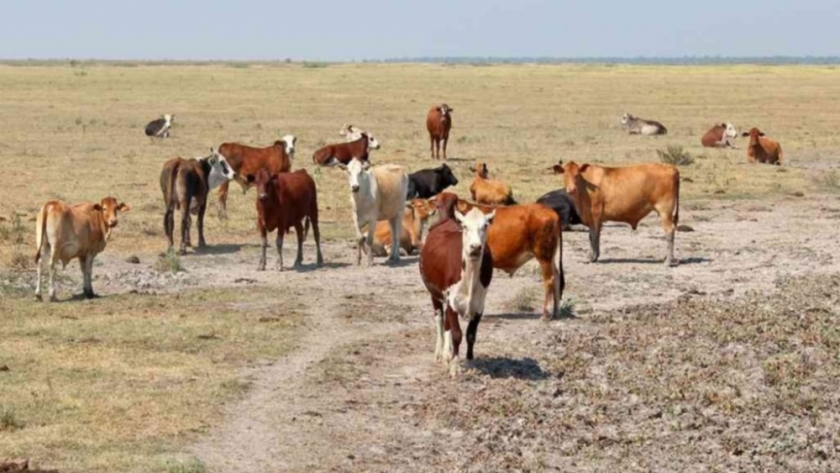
top-left (35, 294), bottom-right (42, 302)
top-left (179, 249), bottom-right (188, 256)
top-left (257, 265), bottom-right (266, 272)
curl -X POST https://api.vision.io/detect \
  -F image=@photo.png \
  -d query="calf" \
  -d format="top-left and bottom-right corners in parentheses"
top-left (371, 199), bottom-right (437, 256)
top-left (313, 132), bottom-right (381, 167)
top-left (552, 160), bottom-right (680, 266)
top-left (536, 189), bottom-right (583, 230)
top-left (339, 159), bottom-right (408, 265)
top-left (161, 149), bottom-right (235, 254)
top-left (741, 128), bottom-right (783, 165)
top-left (249, 168), bottom-right (323, 271)
top-left (453, 196), bottom-right (565, 320)
top-left (701, 122), bottom-right (738, 148)
top-left (406, 163), bottom-right (459, 199)
top-left (621, 113), bottom-right (667, 135)
top-left (339, 124), bottom-right (365, 141)
top-left (34, 196), bottom-right (130, 301)
top-left (419, 206), bottom-right (494, 377)
top-left (427, 104), bottom-right (453, 160)
top-left (216, 136), bottom-right (296, 218)
top-left (469, 161), bottom-right (516, 205)
top-left (145, 114), bottom-right (174, 139)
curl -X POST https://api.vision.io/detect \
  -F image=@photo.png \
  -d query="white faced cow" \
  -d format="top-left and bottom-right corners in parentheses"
top-left (145, 114), bottom-right (174, 140)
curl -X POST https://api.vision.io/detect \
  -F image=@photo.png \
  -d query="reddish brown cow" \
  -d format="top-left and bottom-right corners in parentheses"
top-left (249, 168), bottom-right (323, 271)
top-left (741, 128), bottom-right (783, 165)
top-left (427, 104), bottom-right (453, 160)
top-left (217, 137), bottom-right (296, 218)
top-left (312, 133), bottom-right (380, 167)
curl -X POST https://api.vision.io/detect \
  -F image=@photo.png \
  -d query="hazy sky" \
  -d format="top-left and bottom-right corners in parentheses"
top-left (2, 1), bottom-right (838, 60)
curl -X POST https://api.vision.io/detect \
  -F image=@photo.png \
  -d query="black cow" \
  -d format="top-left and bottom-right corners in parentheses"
top-left (536, 189), bottom-right (582, 230)
top-left (145, 114), bottom-right (174, 139)
top-left (407, 163), bottom-right (459, 199)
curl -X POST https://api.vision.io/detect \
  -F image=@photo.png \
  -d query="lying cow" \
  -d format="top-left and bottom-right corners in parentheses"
top-left (370, 199), bottom-right (437, 256)
top-left (701, 122), bottom-right (738, 148)
top-left (406, 163), bottom-right (459, 199)
top-left (741, 128), bottom-right (783, 165)
top-left (34, 196), bottom-right (130, 301)
top-left (250, 168), bottom-right (323, 271)
top-left (313, 133), bottom-right (380, 167)
top-left (338, 158), bottom-right (408, 265)
top-left (552, 160), bottom-right (680, 266)
top-left (469, 161), bottom-right (515, 205)
top-left (536, 189), bottom-right (583, 230)
top-left (621, 113), bottom-right (667, 136)
top-left (145, 114), bottom-right (174, 139)
top-left (161, 149), bottom-right (236, 254)
top-left (427, 103), bottom-right (453, 160)
top-left (419, 204), bottom-right (494, 377)
top-left (216, 136), bottom-right (296, 218)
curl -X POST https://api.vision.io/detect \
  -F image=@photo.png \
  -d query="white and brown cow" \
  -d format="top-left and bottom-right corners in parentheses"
top-left (701, 122), bottom-right (738, 148)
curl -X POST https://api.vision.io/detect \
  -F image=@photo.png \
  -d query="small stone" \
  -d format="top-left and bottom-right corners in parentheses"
top-left (125, 255), bottom-right (140, 264)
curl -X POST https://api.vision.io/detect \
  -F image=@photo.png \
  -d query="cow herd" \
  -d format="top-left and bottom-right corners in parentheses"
top-left (31, 105), bottom-right (785, 377)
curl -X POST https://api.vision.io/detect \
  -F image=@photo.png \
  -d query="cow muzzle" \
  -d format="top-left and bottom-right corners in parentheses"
top-left (351, 185), bottom-right (360, 193)
top-left (468, 245), bottom-right (482, 258)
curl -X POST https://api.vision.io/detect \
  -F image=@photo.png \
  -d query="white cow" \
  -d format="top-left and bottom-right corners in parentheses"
top-left (338, 158), bottom-right (408, 266)
top-left (339, 123), bottom-right (366, 142)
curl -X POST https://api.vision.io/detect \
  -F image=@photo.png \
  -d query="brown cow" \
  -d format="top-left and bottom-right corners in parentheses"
top-left (741, 128), bottom-right (783, 165)
top-left (161, 150), bottom-right (235, 254)
top-left (370, 199), bottom-right (437, 256)
top-left (552, 160), bottom-right (680, 266)
top-left (469, 161), bottom-right (516, 205)
top-left (312, 133), bottom-right (381, 167)
top-left (451, 196), bottom-right (564, 320)
top-left (216, 135), bottom-right (296, 218)
top-left (34, 196), bottom-right (130, 301)
top-left (427, 104), bottom-right (453, 160)
top-left (419, 205), bottom-right (494, 377)
top-left (250, 168), bottom-right (323, 271)
top-left (701, 122), bottom-right (738, 148)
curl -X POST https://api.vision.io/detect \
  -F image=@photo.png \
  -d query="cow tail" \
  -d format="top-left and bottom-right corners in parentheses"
top-left (673, 172), bottom-right (680, 226)
top-left (34, 204), bottom-right (50, 263)
top-left (553, 220), bottom-right (564, 315)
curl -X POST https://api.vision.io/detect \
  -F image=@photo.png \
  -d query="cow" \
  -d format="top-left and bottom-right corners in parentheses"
top-left (145, 114), bottom-right (174, 139)
top-left (249, 168), bottom-right (323, 271)
top-left (312, 133), bottom-right (381, 167)
top-left (451, 196), bottom-right (565, 320)
top-left (370, 198), bottom-right (437, 257)
top-left (34, 196), bottom-right (130, 301)
top-left (427, 104), bottom-right (453, 160)
top-left (216, 136), bottom-right (296, 218)
top-left (551, 160), bottom-right (680, 266)
top-left (339, 124), bottom-right (365, 141)
top-left (469, 161), bottom-right (515, 205)
top-left (338, 158), bottom-right (409, 266)
top-left (741, 128), bottom-right (783, 165)
top-left (701, 122), bottom-right (738, 148)
top-left (420, 205), bottom-right (494, 377)
top-left (161, 149), bottom-right (236, 254)
top-left (621, 113), bottom-right (667, 136)
top-left (406, 163), bottom-right (459, 199)
top-left (536, 189), bottom-right (583, 230)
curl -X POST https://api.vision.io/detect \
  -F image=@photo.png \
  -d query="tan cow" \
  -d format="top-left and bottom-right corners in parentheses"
top-left (552, 160), bottom-right (679, 266)
top-left (34, 197), bottom-right (130, 301)
top-left (741, 128), bottom-right (783, 165)
top-left (370, 199), bottom-right (437, 256)
top-left (469, 161), bottom-right (515, 205)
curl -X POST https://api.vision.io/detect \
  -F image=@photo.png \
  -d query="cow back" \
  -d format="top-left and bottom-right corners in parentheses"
top-left (372, 165), bottom-right (408, 221)
top-left (419, 218), bottom-right (463, 297)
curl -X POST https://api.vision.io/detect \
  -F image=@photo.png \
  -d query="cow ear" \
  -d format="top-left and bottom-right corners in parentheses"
top-left (551, 164), bottom-right (564, 174)
top-left (485, 210), bottom-right (496, 225)
top-left (361, 161), bottom-right (371, 170)
top-left (454, 210), bottom-right (466, 224)
top-left (579, 164), bottom-right (590, 173)
top-left (741, 132), bottom-right (750, 137)
top-left (117, 203), bottom-right (131, 213)
top-left (336, 163), bottom-right (348, 171)
top-left (93, 204), bottom-right (103, 212)
top-left (759, 132), bottom-right (765, 137)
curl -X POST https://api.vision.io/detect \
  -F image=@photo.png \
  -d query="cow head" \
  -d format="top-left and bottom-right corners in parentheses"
top-left (409, 198), bottom-right (437, 222)
top-left (454, 207), bottom-right (495, 261)
top-left (281, 134), bottom-right (297, 158)
top-left (432, 192), bottom-right (460, 221)
top-left (163, 114), bottom-right (174, 127)
top-left (364, 132), bottom-right (381, 150)
top-left (469, 161), bottom-right (489, 179)
top-left (722, 122), bottom-right (738, 139)
top-left (95, 196), bottom-right (130, 229)
top-left (438, 104), bottom-right (453, 121)
top-left (621, 113), bottom-right (633, 126)
top-left (204, 147), bottom-right (236, 189)
top-left (437, 163), bottom-right (459, 187)
top-left (338, 158), bottom-right (371, 194)
top-left (551, 160), bottom-right (589, 194)
top-left (340, 124), bottom-right (365, 142)
top-left (741, 127), bottom-right (765, 145)
top-left (248, 168), bottom-right (275, 201)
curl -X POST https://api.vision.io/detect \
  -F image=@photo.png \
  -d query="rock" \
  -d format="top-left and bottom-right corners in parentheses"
top-left (125, 255), bottom-right (141, 264)
top-left (677, 224), bottom-right (694, 232)
top-left (0, 365), bottom-right (9, 372)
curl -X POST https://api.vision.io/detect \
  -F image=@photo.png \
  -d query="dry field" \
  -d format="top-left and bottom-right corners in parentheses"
top-left (1, 62), bottom-right (840, 472)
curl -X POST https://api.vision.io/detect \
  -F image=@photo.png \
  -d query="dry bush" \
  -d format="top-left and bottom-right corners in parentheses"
top-left (657, 145), bottom-right (695, 166)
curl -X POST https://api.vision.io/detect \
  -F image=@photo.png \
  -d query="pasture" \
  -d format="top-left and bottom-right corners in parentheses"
top-left (1, 62), bottom-right (840, 472)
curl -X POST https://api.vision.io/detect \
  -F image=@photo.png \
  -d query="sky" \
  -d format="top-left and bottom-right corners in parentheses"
top-left (2, 1), bottom-right (838, 61)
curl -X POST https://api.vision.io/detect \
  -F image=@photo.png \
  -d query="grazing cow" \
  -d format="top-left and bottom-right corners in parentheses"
top-left (370, 199), bottom-right (437, 256)
top-left (406, 163), bottom-right (459, 199)
top-left (34, 196), bottom-right (130, 301)
top-left (145, 114), bottom-right (174, 139)
top-left (452, 196), bottom-right (564, 320)
top-left (469, 161), bottom-right (516, 205)
top-left (312, 133), bottom-right (381, 167)
top-left (339, 124), bottom-right (365, 141)
top-left (552, 160), bottom-right (680, 266)
top-left (621, 113), bottom-right (667, 135)
top-left (161, 149), bottom-right (236, 254)
top-left (701, 122), bottom-right (738, 148)
top-left (536, 189), bottom-right (583, 230)
top-left (427, 104), bottom-right (453, 160)
top-left (249, 168), bottom-right (323, 271)
top-left (338, 159), bottom-right (409, 265)
top-left (216, 136), bottom-right (296, 218)
top-left (741, 128), bottom-right (783, 165)
top-left (420, 206), bottom-right (494, 376)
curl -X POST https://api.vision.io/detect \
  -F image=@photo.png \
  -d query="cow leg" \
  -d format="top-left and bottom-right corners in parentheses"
top-left (47, 253), bottom-right (58, 302)
top-left (293, 221), bottom-right (304, 268)
top-left (217, 181), bottom-right (229, 220)
top-left (179, 208), bottom-right (190, 255)
top-left (388, 216), bottom-right (402, 263)
top-left (430, 137), bottom-right (435, 159)
top-left (275, 230), bottom-right (285, 271)
top-left (352, 213), bottom-right (365, 266)
top-left (539, 258), bottom-right (558, 321)
top-left (442, 136), bottom-right (448, 161)
top-left (311, 216), bottom-right (324, 267)
top-left (257, 227), bottom-right (268, 271)
top-left (588, 224), bottom-right (601, 262)
top-left (465, 312), bottom-right (483, 361)
top-left (445, 306), bottom-right (463, 377)
top-left (433, 298), bottom-right (444, 363)
top-left (82, 255), bottom-right (97, 299)
top-left (164, 209), bottom-right (175, 250)
top-left (434, 139), bottom-right (441, 161)
top-left (35, 244), bottom-right (44, 301)
top-left (197, 203), bottom-right (208, 249)
top-left (365, 220), bottom-right (375, 266)
top-left (658, 209), bottom-right (677, 267)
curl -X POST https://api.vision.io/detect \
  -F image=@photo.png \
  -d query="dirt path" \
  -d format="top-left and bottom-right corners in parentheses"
top-left (86, 195), bottom-right (840, 471)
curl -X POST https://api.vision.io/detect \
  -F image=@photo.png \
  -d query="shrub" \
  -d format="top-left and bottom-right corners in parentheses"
top-left (657, 145), bottom-right (695, 166)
